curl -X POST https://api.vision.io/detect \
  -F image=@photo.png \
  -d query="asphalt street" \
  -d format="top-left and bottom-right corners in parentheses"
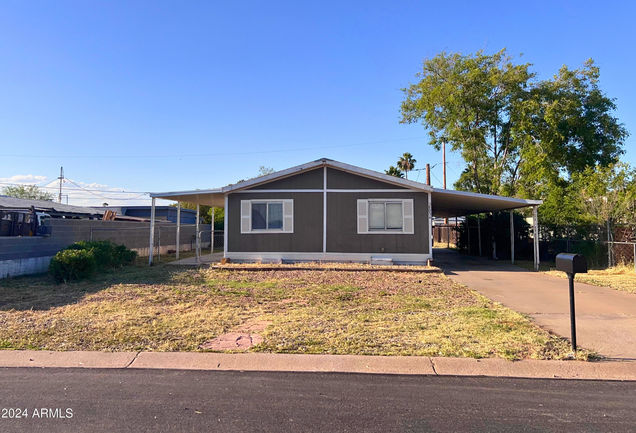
top-left (0, 368), bottom-right (634, 432)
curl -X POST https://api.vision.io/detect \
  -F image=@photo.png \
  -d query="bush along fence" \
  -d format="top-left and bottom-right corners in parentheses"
top-left (49, 241), bottom-right (137, 283)
top-left (454, 213), bottom-right (635, 271)
top-left (0, 218), bottom-right (224, 279)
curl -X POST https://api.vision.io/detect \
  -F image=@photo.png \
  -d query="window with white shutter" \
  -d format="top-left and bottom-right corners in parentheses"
top-left (357, 199), bottom-right (414, 234)
top-left (241, 199), bottom-right (293, 233)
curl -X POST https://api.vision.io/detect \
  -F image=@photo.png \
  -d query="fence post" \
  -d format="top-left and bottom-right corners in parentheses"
top-left (195, 204), bottom-right (200, 263)
top-left (606, 219), bottom-right (612, 268)
top-left (509, 210), bottom-right (514, 264)
top-left (533, 205), bottom-right (540, 271)
top-left (176, 203), bottom-right (181, 260)
top-left (477, 214), bottom-right (482, 256)
top-left (211, 207), bottom-right (215, 254)
top-left (149, 197), bottom-right (156, 266)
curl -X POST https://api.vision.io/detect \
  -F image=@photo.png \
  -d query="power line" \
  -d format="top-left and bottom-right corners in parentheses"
top-left (0, 181), bottom-right (149, 195)
top-left (64, 178), bottom-right (149, 201)
top-left (0, 136), bottom-right (428, 159)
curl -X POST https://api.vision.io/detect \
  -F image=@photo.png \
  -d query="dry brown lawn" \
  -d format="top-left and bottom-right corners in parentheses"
top-left (0, 261), bottom-right (589, 360)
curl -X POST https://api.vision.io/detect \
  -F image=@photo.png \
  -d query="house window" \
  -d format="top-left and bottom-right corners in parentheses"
top-left (368, 201), bottom-right (403, 231)
top-left (357, 198), bottom-right (414, 234)
top-left (251, 201), bottom-right (283, 230)
top-left (241, 199), bottom-right (293, 233)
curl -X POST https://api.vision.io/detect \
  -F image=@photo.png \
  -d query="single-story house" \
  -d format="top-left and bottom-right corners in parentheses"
top-left (150, 158), bottom-right (542, 267)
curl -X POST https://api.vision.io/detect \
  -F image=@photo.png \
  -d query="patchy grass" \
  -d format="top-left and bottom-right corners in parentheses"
top-left (517, 260), bottom-right (636, 294)
top-left (0, 262), bottom-right (589, 360)
top-left (547, 264), bottom-right (636, 294)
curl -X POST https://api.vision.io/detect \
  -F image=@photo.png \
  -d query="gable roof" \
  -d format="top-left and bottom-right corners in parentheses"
top-left (150, 158), bottom-right (432, 205)
top-left (149, 158), bottom-right (542, 216)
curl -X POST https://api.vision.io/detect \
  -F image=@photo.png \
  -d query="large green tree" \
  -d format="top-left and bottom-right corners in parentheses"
top-left (2, 184), bottom-right (54, 201)
top-left (400, 50), bottom-right (627, 201)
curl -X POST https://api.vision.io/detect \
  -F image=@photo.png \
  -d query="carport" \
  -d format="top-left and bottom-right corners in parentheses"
top-left (148, 159), bottom-right (542, 269)
top-left (430, 188), bottom-right (542, 270)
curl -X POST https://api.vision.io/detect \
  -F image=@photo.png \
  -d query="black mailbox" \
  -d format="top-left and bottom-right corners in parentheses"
top-left (555, 253), bottom-right (587, 275)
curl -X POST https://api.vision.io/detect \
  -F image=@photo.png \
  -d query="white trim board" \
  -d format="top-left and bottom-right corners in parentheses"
top-left (233, 189), bottom-right (417, 193)
top-left (224, 251), bottom-right (432, 264)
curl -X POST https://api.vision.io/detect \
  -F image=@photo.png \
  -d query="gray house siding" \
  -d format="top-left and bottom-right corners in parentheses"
top-left (227, 192), bottom-right (323, 252)
top-left (225, 165), bottom-right (431, 263)
top-left (250, 168), bottom-right (323, 190)
top-left (326, 191), bottom-right (429, 254)
top-left (326, 168), bottom-right (407, 190)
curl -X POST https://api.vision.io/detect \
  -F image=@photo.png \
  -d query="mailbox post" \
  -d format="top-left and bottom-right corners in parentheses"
top-left (555, 253), bottom-right (588, 352)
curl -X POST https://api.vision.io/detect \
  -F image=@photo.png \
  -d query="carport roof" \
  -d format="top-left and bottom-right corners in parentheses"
top-left (430, 188), bottom-right (541, 218)
top-left (149, 158), bottom-right (541, 215)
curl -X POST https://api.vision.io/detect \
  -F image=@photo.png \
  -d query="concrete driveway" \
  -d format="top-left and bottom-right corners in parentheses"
top-left (434, 249), bottom-right (636, 360)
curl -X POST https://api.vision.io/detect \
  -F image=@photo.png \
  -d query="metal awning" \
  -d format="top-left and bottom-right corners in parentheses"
top-left (430, 188), bottom-right (542, 218)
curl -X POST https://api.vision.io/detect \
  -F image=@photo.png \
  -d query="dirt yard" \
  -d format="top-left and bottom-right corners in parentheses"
top-left (0, 262), bottom-right (588, 360)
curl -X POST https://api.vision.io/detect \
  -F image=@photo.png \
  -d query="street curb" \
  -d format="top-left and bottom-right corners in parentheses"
top-left (1, 351), bottom-right (635, 380)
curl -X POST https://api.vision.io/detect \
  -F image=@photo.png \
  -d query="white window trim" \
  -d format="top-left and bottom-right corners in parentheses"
top-left (357, 198), bottom-right (414, 235)
top-left (241, 199), bottom-right (293, 234)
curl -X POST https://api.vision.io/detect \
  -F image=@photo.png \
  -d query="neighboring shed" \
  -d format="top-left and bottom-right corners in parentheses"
top-left (150, 158), bottom-right (542, 268)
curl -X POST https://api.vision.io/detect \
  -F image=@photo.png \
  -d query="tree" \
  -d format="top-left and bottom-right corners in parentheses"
top-left (385, 165), bottom-right (404, 178)
top-left (397, 153), bottom-right (416, 179)
top-left (2, 184), bottom-right (54, 201)
top-left (400, 50), bottom-right (627, 200)
top-left (169, 202), bottom-right (224, 228)
top-left (574, 162), bottom-right (636, 226)
top-left (257, 166), bottom-right (275, 176)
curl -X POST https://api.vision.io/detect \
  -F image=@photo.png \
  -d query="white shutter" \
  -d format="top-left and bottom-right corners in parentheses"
top-left (403, 199), bottom-right (414, 234)
top-left (240, 200), bottom-right (251, 233)
top-left (283, 199), bottom-right (294, 233)
top-left (357, 199), bottom-right (368, 233)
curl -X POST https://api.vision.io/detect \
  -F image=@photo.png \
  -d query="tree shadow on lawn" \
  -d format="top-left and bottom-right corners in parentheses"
top-left (0, 263), bottom-right (186, 312)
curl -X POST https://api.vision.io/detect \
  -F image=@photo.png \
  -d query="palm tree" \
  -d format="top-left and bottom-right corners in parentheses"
top-left (397, 153), bottom-right (416, 179)
top-left (385, 165), bottom-right (404, 178)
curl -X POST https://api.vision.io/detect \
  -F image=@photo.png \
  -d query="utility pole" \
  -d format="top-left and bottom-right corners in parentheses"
top-left (442, 140), bottom-right (447, 190)
top-left (443, 140), bottom-right (448, 225)
top-left (57, 167), bottom-right (64, 203)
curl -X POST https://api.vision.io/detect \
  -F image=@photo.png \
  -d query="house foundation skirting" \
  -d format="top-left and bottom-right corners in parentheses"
top-left (224, 252), bottom-right (432, 265)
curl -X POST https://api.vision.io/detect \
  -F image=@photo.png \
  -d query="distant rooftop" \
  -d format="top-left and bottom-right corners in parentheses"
top-left (0, 195), bottom-right (102, 217)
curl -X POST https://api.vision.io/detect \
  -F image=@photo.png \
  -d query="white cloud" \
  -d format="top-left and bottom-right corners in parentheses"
top-left (0, 174), bottom-right (48, 184)
top-left (1, 174), bottom-right (150, 207)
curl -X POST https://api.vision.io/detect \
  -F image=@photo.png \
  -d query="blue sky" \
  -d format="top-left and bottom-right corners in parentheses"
top-left (1, 1), bottom-right (634, 205)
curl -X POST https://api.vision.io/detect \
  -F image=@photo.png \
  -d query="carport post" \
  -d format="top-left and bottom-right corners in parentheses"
top-left (467, 219), bottom-right (471, 252)
top-left (176, 202), bottom-right (181, 260)
top-left (509, 210), bottom-right (514, 264)
top-left (196, 204), bottom-right (200, 263)
top-left (211, 207), bottom-right (215, 254)
top-left (533, 205), bottom-right (540, 271)
top-left (148, 197), bottom-right (156, 266)
top-left (477, 214), bottom-right (482, 256)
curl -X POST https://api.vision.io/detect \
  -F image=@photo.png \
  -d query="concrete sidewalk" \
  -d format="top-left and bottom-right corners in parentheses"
top-left (0, 350), bottom-right (635, 381)
top-left (434, 249), bottom-right (636, 360)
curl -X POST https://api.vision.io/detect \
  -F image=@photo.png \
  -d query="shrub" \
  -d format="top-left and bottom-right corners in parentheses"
top-left (49, 241), bottom-right (137, 283)
top-left (49, 249), bottom-right (97, 283)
